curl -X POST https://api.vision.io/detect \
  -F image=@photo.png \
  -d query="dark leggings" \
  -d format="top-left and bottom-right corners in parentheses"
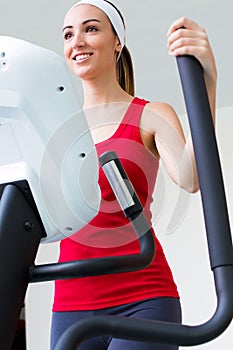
top-left (51, 297), bottom-right (182, 350)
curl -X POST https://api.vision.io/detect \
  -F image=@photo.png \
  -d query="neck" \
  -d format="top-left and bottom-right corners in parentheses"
top-left (81, 75), bottom-right (132, 109)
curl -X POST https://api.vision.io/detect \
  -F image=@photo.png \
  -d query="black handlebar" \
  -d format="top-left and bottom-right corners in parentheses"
top-left (30, 151), bottom-right (155, 282)
top-left (54, 55), bottom-right (233, 349)
top-left (176, 55), bottom-right (233, 269)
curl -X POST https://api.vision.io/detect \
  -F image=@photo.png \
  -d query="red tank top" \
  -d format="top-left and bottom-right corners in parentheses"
top-left (53, 97), bottom-right (179, 311)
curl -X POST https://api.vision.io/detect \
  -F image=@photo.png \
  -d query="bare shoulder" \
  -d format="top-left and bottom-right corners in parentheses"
top-left (138, 100), bottom-right (186, 158)
top-left (146, 101), bottom-right (180, 125)
top-left (146, 101), bottom-right (175, 114)
top-left (141, 101), bottom-right (183, 135)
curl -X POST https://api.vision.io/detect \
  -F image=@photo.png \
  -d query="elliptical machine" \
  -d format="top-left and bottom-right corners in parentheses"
top-left (0, 37), bottom-right (232, 349)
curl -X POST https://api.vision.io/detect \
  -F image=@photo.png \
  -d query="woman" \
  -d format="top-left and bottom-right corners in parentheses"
top-left (51, 1), bottom-right (217, 349)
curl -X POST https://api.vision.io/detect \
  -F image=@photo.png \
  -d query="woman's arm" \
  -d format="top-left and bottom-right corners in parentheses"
top-left (145, 101), bottom-right (200, 193)
top-left (142, 18), bottom-right (217, 193)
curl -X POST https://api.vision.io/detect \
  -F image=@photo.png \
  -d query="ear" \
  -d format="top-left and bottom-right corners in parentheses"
top-left (115, 37), bottom-right (122, 53)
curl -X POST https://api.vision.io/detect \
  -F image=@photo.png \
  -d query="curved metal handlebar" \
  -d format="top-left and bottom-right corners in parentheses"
top-left (54, 55), bottom-right (233, 349)
top-left (30, 151), bottom-right (155, 283)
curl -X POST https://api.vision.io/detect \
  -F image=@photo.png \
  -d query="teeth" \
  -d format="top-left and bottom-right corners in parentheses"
top-left (75, 54), bottom-right (91, 61)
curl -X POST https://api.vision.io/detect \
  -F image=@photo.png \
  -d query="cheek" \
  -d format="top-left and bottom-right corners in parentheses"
top-left (63, 45), bottom-right (71, 61)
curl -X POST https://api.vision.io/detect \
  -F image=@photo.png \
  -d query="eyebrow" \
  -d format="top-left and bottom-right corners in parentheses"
top-left (63, 19), bottom-right (101, 32)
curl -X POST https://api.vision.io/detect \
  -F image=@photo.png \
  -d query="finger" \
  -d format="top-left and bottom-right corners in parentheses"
top-left (167, 30), bottom-right (207, 51)
top-left (168, 37), bottom-right (205, 52)
top-left (167, 17), bottom-right (201, 36)
top-left (167, 28), bottom-right (200, 47)
top-left (168, 43), bottom-right (208, 63)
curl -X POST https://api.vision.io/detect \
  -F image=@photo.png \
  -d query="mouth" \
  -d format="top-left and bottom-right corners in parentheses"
top-left (73, 53), bottom-right (93, 63)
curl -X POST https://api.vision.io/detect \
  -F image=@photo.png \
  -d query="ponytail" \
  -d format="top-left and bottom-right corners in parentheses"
top-left (102, 1), bottom-right (135, 96)
top-left (116, 46), bottom-right (135, 96)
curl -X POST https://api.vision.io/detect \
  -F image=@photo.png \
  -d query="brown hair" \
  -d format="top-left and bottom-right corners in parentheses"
top-left (116, 46), bottom-right (135, 96)
top-left (104, 0), bottom-right (135, 96)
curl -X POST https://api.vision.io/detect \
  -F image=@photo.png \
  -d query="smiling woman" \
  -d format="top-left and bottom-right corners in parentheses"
top-left (50, 1), bottom-right (218, 349)
top-left (62, 3), bottom-right (125, 88)
top-left (63, 0), bottom-right (134, 96)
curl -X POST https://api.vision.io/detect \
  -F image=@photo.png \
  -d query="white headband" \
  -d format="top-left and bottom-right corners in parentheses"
top-left (66, 0), bottom-right (125, 49)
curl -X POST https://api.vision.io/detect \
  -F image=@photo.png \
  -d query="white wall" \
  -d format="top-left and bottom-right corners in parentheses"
top-left (26, 106), bottom-right (233, 349)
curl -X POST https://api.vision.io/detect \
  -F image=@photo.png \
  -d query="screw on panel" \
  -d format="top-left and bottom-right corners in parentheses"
top-left (24, 221), bottom-right (34, 232)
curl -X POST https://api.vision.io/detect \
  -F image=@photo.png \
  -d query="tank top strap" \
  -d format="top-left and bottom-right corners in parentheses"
top-left (120, 97), bottom-right (149, 127)
top-left (99, 97), bottom-right (149, 143)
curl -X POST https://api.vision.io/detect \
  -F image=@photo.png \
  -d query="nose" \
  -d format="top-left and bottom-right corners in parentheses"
top-left (72, 31), bottom-right (85, 49)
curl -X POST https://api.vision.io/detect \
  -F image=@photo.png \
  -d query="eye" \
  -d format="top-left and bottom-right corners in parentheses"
top-left (86, 25), bottom-right (98, 33)
top-left (63, 31), bottom-right (73, 41)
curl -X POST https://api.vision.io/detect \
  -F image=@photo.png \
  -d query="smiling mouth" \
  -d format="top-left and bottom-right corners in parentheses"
top-left (73, 53), bottom-right (93, 62)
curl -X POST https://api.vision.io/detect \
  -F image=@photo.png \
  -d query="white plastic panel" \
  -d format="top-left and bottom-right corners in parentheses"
top-left (0, 36), bottom-right (100, 242)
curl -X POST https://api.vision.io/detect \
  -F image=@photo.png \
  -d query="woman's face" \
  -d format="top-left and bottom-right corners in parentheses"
top-left (63, 4), bottom-right (121, 80)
